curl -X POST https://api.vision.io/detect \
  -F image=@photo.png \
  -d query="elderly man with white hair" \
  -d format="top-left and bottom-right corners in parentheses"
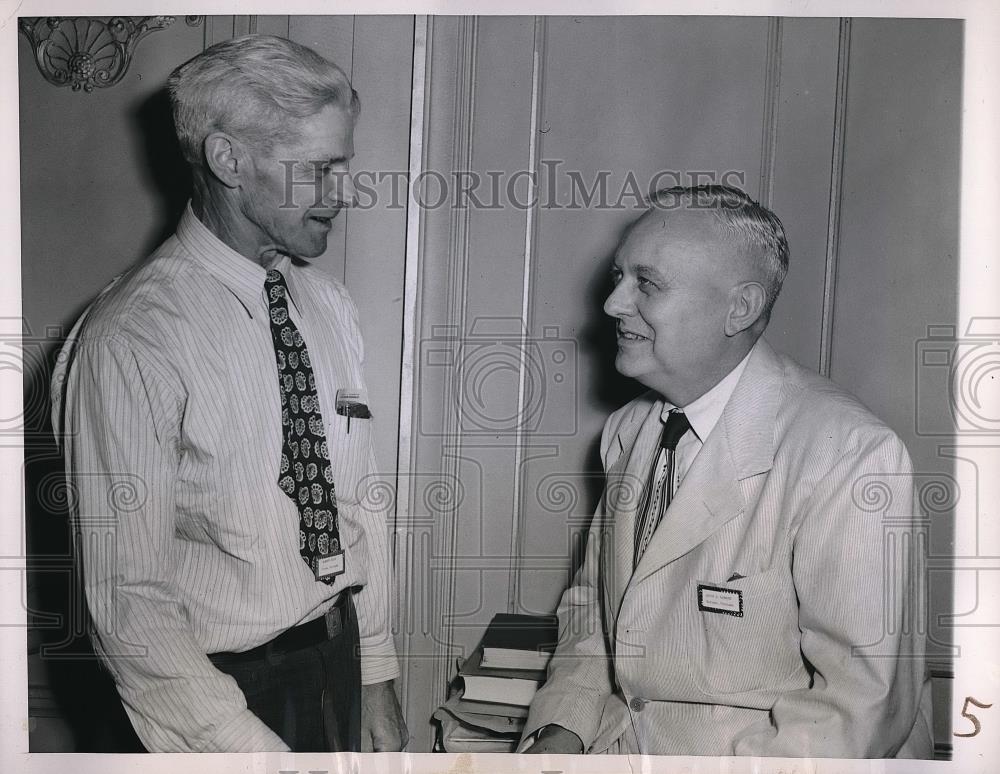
top-left (53, 35), bottom-right (406, 753)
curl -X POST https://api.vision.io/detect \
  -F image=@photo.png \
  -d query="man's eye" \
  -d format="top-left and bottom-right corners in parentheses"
top-left (610, 268), bottom-right (623, 285)
top-left (637, 276), bottom-right (654, 290)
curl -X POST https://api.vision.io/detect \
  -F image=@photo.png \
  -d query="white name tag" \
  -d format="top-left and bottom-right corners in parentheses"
top-left (697, 584), bottom-right (743, 617)
top-left (316, 550), bottom-right (345, 581)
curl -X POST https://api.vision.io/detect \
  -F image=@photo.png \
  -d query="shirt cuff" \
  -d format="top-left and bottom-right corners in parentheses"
top-left (204, 709), bottom-right (291, 752)
top-left (517, 725), bottom-right (547, 752)
top-left (358, 633), bottom-right (400, 685)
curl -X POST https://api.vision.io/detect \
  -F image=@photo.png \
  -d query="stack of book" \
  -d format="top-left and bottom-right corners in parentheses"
top-left (433, 613), bottom-right (558, 752)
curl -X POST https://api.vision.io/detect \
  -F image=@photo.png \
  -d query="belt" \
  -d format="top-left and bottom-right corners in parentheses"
top-left (210, 592), bottom-right (350, 665)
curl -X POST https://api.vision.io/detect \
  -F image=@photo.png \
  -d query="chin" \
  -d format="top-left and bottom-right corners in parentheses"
top-left (615, 358), bottom-right (665, 391)
top-left (295, 242), bottom-right (328, 260)
top-left (614, 353), bottom-right (643, 379)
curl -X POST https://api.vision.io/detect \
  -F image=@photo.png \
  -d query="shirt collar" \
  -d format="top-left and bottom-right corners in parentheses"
top-left (660, 340), bottom-right (757, 442)
top-left (175, 202), bottom-right (295, 317)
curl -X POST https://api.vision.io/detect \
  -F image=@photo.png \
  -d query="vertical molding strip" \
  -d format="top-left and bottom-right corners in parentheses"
top-left (429, 15), bottom-right (479, 709)
top-left (395, 13), bottom-right (429, 705)
top-left (758, 17), bottom-right (783, 207)
top-left (507, 16), bottom-right (546, 613)
top-left (819, 18), bottom-right (852, 378)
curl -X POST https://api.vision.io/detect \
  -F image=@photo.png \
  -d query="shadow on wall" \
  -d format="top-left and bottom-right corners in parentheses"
top-left (134, 86), bottom-right (192, 259)
top-left (24, 341), bottom-right (143, 752)
top-left (24, 85), bottom-right (192, 753)
top-left (571, 220), bottom-right (647, 575)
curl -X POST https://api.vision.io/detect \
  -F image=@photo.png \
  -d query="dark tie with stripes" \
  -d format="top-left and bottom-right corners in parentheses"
top-left (265, 268), bottom-right (344, 583)
top-left (633, 409), bottom-right (691, 567)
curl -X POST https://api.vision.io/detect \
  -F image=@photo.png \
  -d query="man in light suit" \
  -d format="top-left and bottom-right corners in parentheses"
top-left (521, 185), bottom-right (933, 757)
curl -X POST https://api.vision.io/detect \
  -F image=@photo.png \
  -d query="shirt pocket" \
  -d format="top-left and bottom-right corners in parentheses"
top-left (324, 404), bottom-right (375, 510)
top-left (687, 566), bottom-right (802, 696)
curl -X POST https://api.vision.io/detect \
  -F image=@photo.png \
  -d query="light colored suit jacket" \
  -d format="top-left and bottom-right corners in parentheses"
top-left (524, 338), bottom-right (933, 758)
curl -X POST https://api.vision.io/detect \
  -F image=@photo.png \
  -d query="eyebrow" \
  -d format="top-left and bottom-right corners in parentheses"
top-left (631, 263), bottom-right (668, 282)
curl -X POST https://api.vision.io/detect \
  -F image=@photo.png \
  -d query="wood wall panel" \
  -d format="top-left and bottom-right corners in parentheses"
top-left (454, 14), bottom-right (536, 603)
top-left (400, 15), bottom-right (541, 749)
top-left (255, 15), bottom-right (291, 37)
top-left (516, 15), bottom-right (772, 615)
top-left (399, 16), bottom-right (473, 749)
top-left (766, 17), bottom-right (840, 371)
top-left (343, 15), bottom-right (415, 478)
top-left (833, 18), bottom-right (962, 463)
top-left (831, 19), bottom-right (961, 692)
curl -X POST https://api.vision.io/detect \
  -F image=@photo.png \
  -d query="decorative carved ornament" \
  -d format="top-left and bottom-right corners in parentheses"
top-left (18, 16), bottom-right (178, 92)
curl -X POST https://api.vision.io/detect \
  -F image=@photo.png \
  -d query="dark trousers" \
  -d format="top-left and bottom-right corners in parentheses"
top-left (210, 594), bottom-right (361, 752)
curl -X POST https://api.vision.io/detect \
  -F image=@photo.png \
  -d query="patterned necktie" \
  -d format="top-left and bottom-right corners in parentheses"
top-left (265, 269), bottom-right (344, 583)
top-left (633, 409), bottom-right (691, 567)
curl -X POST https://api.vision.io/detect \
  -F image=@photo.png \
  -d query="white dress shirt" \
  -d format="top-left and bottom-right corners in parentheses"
top-left (51, 205), bottom-right (399, 752)
top-left (660, 343), bottom-right (755, 494)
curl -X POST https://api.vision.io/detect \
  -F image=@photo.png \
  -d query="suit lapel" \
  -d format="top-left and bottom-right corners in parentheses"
top-left (602, 397), bottom-right (664, 611)
top-left (629, 422), bottom-right (744, 585)
top-left (628, 339), bottom-right (786, 588)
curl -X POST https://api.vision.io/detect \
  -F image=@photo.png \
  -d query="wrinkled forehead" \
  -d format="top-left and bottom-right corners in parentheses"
top-left (266, 103), bottom-right (356, 156)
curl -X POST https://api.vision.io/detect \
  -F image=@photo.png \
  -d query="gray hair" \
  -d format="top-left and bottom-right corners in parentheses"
top-left (167, 34), bottom-right (359, 166)
top-left (645, 184), bottom-right (790, 323)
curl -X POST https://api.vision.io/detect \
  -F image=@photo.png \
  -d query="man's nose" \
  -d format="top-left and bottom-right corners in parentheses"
top-left (327, 171), bottom-right (357, 208)
top-left (603, 281), bottom-right (633, 318)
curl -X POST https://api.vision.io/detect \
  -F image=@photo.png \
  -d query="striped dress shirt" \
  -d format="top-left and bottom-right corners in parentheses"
top-left (51, 205), bottom-right (399, 752)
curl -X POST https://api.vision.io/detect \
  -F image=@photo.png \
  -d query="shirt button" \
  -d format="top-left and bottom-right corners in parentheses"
top-left (629, 697), bottom-right (645, 712)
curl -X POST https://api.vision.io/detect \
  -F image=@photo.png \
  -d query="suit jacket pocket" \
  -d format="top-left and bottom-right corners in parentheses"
top-left (688, 567), bottom-right (802, 697)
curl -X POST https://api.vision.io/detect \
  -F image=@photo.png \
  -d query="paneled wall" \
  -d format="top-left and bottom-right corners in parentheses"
top-left (20, 14), bottom-right (959, 755)
top-left (401, 16), bottom-right (960, 753)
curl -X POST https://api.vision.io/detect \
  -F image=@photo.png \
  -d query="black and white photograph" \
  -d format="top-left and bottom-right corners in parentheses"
top-left (2, 1), bottom-right (997, 772)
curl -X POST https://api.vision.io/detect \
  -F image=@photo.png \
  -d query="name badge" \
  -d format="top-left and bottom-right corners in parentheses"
top-left (697, 584), bottom-right (743, 617)
top-left (316, 550), bottom-right (345, 581)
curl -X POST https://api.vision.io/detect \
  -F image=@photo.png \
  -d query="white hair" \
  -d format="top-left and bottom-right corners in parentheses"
top-left (167, 34), bottom-right (359, 166)
top-left (647, 185), bottom-right (790, 321)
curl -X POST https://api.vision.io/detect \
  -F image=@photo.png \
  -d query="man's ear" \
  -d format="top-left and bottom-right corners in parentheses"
top-left (203, 132), bottom-right (245, 188)
top-left (725, 281), bottom-right (767, 336)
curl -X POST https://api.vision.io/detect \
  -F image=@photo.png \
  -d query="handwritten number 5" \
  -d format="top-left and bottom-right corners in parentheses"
top-left (955, 696), bottom-right (993, 738)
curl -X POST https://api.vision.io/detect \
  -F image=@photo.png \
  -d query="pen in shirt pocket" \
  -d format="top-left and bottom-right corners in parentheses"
top-left (335, 388), bottom-right (371, 433)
